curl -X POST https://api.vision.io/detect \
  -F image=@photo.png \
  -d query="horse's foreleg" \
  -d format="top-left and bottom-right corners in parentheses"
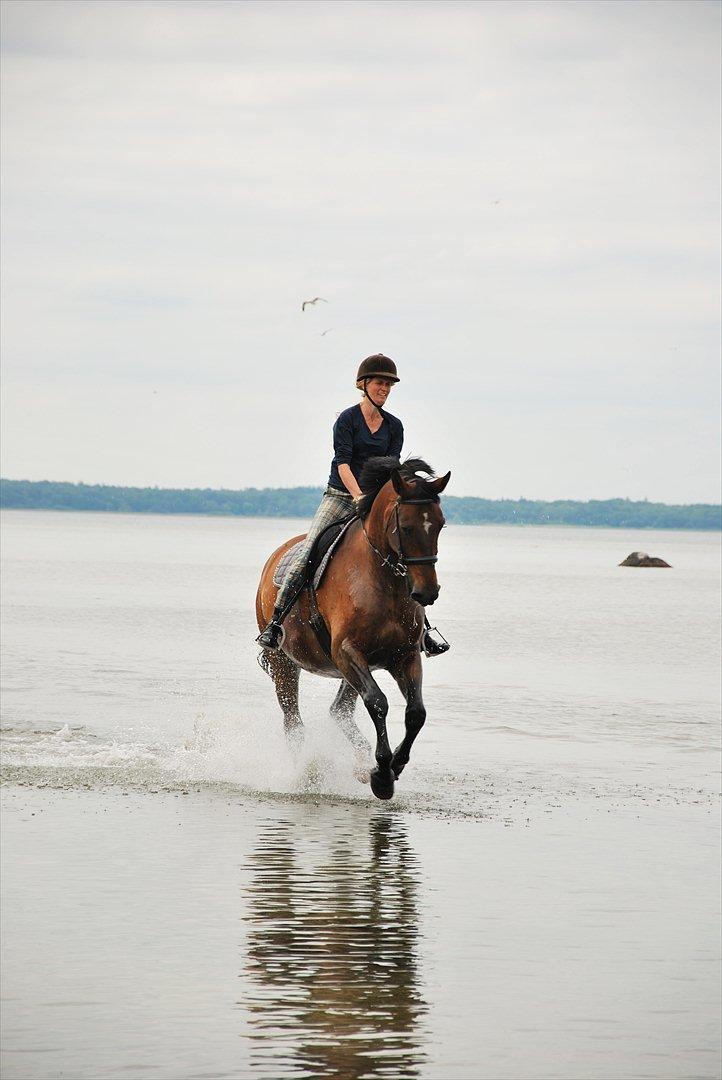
top-left (263, 649), bottom-right (303, 748)
top-left (334, 641), bottom-right (394, 800)
top-left (329, 680), bottom-right (370, 755)
top-left (390, 650), bottom-right (426, 780)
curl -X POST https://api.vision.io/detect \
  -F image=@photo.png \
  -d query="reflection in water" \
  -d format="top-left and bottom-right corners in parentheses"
top-left (242, 814), bottom-right (427, 1079)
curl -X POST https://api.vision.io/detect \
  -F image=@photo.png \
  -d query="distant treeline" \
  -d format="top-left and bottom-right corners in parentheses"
top-left (2, 479), bottom-right (720, 530)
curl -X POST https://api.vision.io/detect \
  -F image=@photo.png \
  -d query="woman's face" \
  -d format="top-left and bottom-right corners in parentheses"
top-left (366, 377), bottom-right (395, 407)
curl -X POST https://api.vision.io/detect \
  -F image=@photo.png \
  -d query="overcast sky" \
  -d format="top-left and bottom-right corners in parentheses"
top-left (1, 0), bottom-right (720, 502)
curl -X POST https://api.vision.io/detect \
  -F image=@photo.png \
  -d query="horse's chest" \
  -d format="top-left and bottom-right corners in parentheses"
top-left (369, 604), bottom-right (423, 653)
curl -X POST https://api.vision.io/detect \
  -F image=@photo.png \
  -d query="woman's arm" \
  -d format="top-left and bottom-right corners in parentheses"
top-left (333, 410), bottom-right (362, 498)
top-left (337, 464), bottom-right (362, 499)
top-left (389, 418), bottom-right (404, 460)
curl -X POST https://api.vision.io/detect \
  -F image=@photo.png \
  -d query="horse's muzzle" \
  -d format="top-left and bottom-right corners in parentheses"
top-left (411, 587), bottom-right (439, 606)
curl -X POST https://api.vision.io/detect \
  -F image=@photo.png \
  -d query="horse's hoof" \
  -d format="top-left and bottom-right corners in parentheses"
top-left (369, 768), bottom-right (395, 801)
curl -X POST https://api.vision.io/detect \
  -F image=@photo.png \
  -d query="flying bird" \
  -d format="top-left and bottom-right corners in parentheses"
top-left (301, 297), bottom-right (328, 311)
top-left (319, 328), bottom-right (333, 336)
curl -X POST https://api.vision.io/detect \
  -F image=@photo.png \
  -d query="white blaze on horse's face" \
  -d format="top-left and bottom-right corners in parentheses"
top-left (422, 511), bottom-right (431, 535)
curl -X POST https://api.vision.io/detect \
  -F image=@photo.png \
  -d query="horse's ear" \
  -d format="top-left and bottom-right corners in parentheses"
top-left (428, 470), bottom-right (451, 495)
top-left (391, 469), bottom-right (412, 498)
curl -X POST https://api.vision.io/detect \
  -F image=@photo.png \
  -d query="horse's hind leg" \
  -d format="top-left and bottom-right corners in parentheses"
top-left (262, 649), bottom-right (303, 747)
top-left (330, 680), bottom-right (370, 782)
top-left (330, 681), bottom-right (370, 754)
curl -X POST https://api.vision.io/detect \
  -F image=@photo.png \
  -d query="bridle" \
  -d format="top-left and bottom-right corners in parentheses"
top-left (361, 497), bottom-right (439, 579)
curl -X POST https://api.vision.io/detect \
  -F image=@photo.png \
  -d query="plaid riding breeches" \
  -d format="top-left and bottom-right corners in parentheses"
top-left (275, 486), bottom-right (354, 613)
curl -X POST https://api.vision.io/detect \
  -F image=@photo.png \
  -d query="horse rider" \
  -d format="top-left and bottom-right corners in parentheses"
top-left (256, 354), bottom-right (450, 657)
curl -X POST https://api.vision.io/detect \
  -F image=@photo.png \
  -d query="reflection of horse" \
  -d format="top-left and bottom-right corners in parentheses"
top-left (256, 458), bottom-right (450, 800)
top-left (243, 813), bottom-right (426, 1079)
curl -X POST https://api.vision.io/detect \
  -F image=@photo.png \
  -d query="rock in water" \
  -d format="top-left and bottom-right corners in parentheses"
top-left (619, 551), bottom-right (672, 568)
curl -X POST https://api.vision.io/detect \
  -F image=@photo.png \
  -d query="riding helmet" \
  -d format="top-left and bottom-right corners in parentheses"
top-left (356, 354), bottom-right (400, 384)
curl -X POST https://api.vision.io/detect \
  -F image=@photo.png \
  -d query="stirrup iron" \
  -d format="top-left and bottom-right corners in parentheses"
top-left (422, 625), bottom-right (450, 658)
top-left (256, 620), bottom-right (285, 650)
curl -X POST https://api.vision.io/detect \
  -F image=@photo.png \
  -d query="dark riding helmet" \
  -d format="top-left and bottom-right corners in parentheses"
top-left (356, 354), bottom-right (400, 384)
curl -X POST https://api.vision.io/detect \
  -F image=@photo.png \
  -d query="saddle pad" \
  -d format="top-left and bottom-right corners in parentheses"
top-left (273, 539), bottom-right (305, 587)
top-left (272, 517), bottom-right (356, 591)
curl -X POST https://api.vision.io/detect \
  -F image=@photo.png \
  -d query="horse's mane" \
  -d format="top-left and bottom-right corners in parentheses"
top-left (356, 456), bottom-right (438, 519)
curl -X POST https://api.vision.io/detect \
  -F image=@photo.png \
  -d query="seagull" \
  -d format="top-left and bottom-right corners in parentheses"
top-left (492, 200), bottom-right (502, 205)
top-left (301, 297), bottom-right (328, 311)
top-left (319, 328), bottom-right (333, 336)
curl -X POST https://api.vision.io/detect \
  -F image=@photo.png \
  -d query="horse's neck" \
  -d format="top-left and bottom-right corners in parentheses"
top-left (361, 489), bottom-right (414, 610)
top-left (365, 485), bottom-right (395, 552)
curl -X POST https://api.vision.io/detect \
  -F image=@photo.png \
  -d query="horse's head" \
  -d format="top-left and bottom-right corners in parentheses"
top-left (387, 467), bottom-right (451, 606)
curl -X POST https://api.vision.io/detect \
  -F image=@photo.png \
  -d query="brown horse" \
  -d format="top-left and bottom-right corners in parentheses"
top-left (255, 457), bottom-right (450, 801)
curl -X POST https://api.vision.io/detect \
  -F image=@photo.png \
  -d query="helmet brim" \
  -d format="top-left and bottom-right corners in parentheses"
top-left (359, 372), bottom-right (400, 383)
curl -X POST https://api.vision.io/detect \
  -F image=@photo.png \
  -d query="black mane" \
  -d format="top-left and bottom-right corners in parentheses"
top-left (356, 456), bottom-right (438, 518)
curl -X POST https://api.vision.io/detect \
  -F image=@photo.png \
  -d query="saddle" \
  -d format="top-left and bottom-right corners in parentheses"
top-left (273, 514), bottom-right (356, 659)
top-left (273, 515), bottom-right (356, 591)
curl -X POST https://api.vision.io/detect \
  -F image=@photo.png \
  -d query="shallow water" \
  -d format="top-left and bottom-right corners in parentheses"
top-left (1, 510), bottom-right (720, 1078)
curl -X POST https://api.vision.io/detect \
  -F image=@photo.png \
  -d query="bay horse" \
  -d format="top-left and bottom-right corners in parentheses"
top-left (255, 457), bottom-right (450, 801)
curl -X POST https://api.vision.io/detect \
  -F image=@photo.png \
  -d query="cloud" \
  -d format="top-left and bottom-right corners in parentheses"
top-left (1, 0), bottom-right (720, 501)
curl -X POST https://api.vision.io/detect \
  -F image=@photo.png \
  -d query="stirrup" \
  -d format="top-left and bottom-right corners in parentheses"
top-left (422, 626), bottom-right (450, 658)
top-left (256, 621), bottom-right (284, 650)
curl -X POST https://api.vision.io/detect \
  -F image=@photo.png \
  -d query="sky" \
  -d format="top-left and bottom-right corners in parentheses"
top-left (1, 0), bottom-right (720, 503)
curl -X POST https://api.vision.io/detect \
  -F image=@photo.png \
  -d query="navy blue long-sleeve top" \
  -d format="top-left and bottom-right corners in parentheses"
top-left (328, 404), bottom-right (404, 491)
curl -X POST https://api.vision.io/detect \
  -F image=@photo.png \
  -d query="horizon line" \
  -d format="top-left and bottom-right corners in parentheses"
top-left (1, 477), bottom-right (719, 510)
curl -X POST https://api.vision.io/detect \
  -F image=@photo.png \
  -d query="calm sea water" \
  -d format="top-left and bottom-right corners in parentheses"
top-left (1, 510), bottom-right (720, 1079)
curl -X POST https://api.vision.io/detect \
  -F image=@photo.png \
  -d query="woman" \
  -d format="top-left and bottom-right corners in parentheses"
top-left (256, 354), bottom-right (449, 656)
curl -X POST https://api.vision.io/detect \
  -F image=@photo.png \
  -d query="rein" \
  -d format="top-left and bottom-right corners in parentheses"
top-left (361, 497), bottom-right (439, 579)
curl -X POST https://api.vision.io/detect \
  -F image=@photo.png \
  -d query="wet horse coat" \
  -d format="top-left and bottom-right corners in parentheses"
top-left (255, 457), bottom-right (450, 800)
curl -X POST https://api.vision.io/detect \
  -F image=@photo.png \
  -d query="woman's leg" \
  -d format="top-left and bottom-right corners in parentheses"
top-left (257, 489), bottom-right (353, 647)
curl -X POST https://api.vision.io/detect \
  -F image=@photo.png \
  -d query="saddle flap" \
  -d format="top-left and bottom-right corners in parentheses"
top-left (311, 515), bottom-right (355, 590)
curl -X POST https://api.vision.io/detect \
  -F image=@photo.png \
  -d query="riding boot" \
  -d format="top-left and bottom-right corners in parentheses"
top-left (422, 627), bottom-right (450, 657)
top-left (256, 609), bottom-right (285, 649)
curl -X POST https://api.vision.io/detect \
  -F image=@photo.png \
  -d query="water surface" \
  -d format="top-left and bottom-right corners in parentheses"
top-left (1, 511), bottom-right (720, 1078)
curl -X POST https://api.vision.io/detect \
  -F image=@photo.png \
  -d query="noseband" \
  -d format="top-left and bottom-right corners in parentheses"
top-left (362, 497), bottom-right (439, 578)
